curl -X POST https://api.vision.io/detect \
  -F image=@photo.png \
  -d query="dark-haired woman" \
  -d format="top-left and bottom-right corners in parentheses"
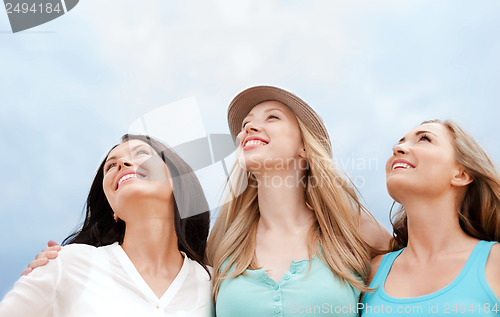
top-left (362, 120), bottom-right (500, 316)
top-left (0, 135), bottom-right (213, 317)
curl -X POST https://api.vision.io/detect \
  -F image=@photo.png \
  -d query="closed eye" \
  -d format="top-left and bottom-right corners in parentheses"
top-left (419, 134), bottom-right (431, 142)
top-left (105, 162), bottom-right (116, 172)
top-left (267, 114), bottom-right (279, 120)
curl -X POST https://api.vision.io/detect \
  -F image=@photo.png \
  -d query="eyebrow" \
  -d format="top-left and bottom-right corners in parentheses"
top-left (243, 108), bottom-right (285, 121)
top-left (398, 130), bottom-right (438, 143)
top-left (105, 144), bottom-right (150, 164)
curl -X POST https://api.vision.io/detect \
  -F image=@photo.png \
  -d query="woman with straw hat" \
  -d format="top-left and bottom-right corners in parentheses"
top-left (207, 86), bottom-right (390, 316)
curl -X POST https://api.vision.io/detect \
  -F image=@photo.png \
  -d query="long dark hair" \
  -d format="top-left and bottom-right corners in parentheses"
top-left (63, 134), bottom-right (211, 274)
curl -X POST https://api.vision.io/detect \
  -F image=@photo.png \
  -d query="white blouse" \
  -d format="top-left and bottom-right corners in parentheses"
top-left (0, 243), bottom-right (214, 317)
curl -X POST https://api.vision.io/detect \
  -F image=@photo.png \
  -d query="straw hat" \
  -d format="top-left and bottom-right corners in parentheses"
top-left (227, 85), bottom-right (332, 155)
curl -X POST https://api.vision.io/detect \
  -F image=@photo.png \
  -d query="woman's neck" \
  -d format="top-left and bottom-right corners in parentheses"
top-left (402, 193), bottom-right (476, 259)
top-left (254, 169), bottom-right (315, 232)
top-left (120, 201), bottom-right (183, 274)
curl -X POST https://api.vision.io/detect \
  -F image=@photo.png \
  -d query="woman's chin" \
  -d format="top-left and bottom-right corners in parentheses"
top-left (386, 178), bottom-right (414, 199)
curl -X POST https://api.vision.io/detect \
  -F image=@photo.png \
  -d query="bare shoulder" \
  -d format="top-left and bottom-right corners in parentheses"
top-left (367, 254), bottom-right (385, 285)
top-left (485, 243), bottom-right (500, 298)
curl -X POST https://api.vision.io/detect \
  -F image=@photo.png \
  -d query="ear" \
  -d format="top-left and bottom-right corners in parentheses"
top-left (298, 148), bottom-right (308, 159)
top-left (451, 169), bottom-right (473, 187)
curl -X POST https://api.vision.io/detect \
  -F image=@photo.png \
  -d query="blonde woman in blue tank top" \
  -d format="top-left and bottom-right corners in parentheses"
top-left (207, 86), bottom-right (391, 317)
top-left (362, 120), bottom-right (500, 316)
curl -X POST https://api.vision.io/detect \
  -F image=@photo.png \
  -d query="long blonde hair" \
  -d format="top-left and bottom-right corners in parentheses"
top-left (391, 120), bottom-right (500, 250)
top-left (207, 116), bottom-right (373, 299)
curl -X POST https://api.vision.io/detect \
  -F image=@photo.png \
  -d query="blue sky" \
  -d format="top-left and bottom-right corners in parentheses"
top-left (1, 0), bottom-right (499, 298)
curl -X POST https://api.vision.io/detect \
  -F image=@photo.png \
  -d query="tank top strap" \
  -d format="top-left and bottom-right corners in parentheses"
top-left (473, 240), bottom-right (498, 269)
top-left (369, 248), bottom-right (404, 288)
top-left (451, 240), bottom-right (490, 279)
top-left (456, 240), bottom-right (500, 304)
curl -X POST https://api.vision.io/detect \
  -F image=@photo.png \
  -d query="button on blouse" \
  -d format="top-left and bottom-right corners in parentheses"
top-left (216, 255), bottom-right (360, 316)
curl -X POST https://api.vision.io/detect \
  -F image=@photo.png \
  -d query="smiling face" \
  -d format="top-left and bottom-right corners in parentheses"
top-left (102, 139), bottom-right (173, 221)
top-left (236, 101), bottom-right (306, 173)
top-left (386, 122), bottom-right (465, 202)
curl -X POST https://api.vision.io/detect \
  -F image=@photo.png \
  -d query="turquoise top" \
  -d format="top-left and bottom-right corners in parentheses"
top-left (216, 255), bottom-right (361, 316)
top-left (362, 240), bottom-right (499, 316)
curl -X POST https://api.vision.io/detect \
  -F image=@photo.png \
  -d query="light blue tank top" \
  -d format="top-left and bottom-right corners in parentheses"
top-left (362, 240), bottom-right (499, 316)
top-left (216, 255), bottom-right (361, 316)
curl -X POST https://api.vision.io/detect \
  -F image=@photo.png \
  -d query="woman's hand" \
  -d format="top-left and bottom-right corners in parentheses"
top-left (21, 240), bottom-right (61, 276)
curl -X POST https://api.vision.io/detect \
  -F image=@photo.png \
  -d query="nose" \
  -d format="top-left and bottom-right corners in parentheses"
top-left (117, 157), bottom-right (133, 171)
top-left (244, 121), bottom-right (261, 133)
top-left (392, 142), bottom-right (408, 156)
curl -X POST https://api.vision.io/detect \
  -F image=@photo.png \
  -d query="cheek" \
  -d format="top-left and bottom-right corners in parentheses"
top-left (102, 174), bottom-right (115, 199)
top-left (145, 160), bottom-right (170, 183)
top-left (236, 131), bottom-right (246, 147)
top-left (385, 157), bottom-right (393, 174)
top-left (279, 127), bottom-right (303, 151)
top-left (422, 155), bottom-right (453, 176)
top-left (163, 166), bottom-right (174, 189)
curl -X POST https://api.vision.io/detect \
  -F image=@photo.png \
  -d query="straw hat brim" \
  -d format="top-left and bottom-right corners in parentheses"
top-left (227, 85), bottom-right (332, 155)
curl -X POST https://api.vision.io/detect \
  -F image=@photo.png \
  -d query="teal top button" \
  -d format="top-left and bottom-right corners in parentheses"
top-left (217, 255), bottom-right (360, 316)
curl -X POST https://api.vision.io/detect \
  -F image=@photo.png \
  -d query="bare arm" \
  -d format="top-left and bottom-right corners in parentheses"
top-left (359, 212), bottom-right (392, 256)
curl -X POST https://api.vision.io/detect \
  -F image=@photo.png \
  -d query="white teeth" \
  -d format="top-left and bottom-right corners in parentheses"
top-left (393, 162), bottom-right (412, 170)
top-left (118, 173), bottom-right (137, 186)
top-left (245, 140), bottom-right (267, 147)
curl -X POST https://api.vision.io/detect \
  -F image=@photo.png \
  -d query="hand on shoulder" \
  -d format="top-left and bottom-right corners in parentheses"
top-left (21, 240), bottom-right (61, 276)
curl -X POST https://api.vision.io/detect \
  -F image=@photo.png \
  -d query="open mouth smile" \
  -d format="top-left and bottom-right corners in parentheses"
top-left (115, 171), bottom-right (146, 190)
top-left (391, 159), bottom-right (415, 170)
top-left (243, 137), bottom-right (269, 150)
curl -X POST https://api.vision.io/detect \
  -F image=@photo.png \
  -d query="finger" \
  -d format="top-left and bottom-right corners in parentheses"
top-left (37, 245), bottom-right (61, 256)
top-left (27, 257), bottom-right (49, 270)
top-left (45, 250), bottom-right (59, 259)
top-left (44, 245), bottom-right (61, 252)
top-left (51, 244), bottom-right (62, 251)
top-left (47, 240), bottom-right (61, 248)
top-left (35, 252), bottom-right (48, 260)
top-left (21, 267), bottom-right (33, 276)
top-left (35, 250), bottom-right (60, 260)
